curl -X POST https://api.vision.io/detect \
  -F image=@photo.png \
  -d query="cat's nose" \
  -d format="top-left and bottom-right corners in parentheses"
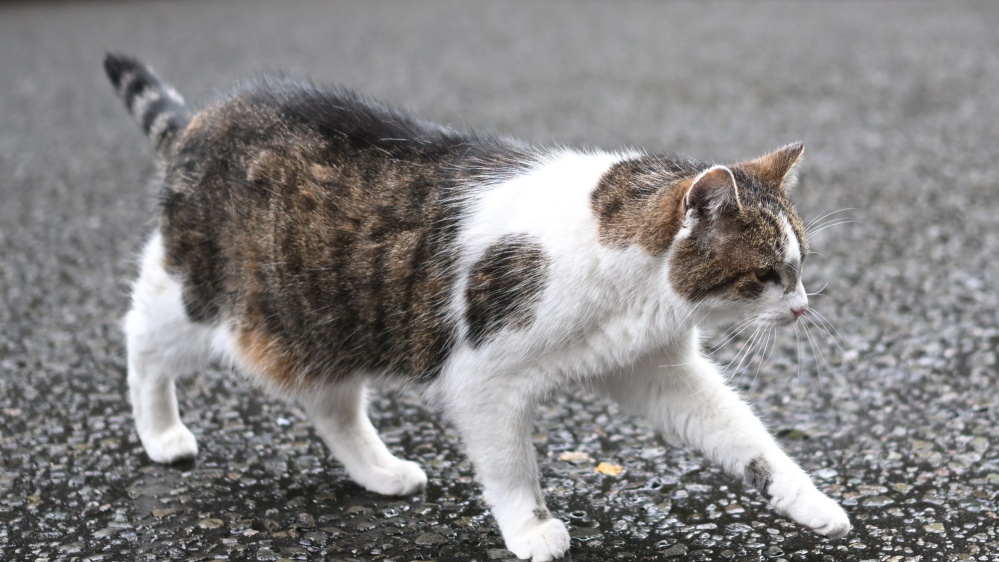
top-left (791, 305), bottom-right (807, 319)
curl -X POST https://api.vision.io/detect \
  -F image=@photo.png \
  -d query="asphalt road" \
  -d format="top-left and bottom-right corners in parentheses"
top-left (2, 1), bottom-right (998, 561)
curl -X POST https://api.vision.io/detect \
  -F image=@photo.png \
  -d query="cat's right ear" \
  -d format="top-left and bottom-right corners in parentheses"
top-left (684, 165), bottom-right (742, 218)
top-left (741, 143), bottom-right (804, 192)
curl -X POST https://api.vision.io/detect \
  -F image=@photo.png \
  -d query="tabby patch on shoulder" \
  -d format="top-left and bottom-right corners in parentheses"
top-left (106, 53), bottom-right (850, 561)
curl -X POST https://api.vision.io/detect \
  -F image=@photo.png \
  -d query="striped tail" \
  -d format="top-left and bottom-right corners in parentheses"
top-left (104, 53), bottom-right (190, 153)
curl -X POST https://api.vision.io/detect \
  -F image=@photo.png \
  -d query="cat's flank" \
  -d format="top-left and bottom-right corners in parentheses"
top-left (105, 54), bottom-right (850, 561)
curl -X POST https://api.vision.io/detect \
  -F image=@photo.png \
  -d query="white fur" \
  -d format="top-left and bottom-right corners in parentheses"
top-left (431, 151), bottom-right (844, 558)
top-left (125, 231), bottom-right (208, 463)
top-left (124, 149), bottom-right (848, 562)
top-left (775, 214), bottom-right (808, 321)
top-left (299, 380), bottom-right (427, 495)
top-left (781, 214), bottom-right (809, 313)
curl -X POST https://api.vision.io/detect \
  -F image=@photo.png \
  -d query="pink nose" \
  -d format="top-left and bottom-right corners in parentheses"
top-left (791, 305), bottom-right (807, 319)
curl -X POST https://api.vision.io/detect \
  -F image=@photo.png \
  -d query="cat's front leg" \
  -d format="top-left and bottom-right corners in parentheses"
top-left (599, 342), bottom-right (850, 539)
top-left (749, 455), bottom-right (852, 538)
top-left (442, 375), bottom-right (570, 562)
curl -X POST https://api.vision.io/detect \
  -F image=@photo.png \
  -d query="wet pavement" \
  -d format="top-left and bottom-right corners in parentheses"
top-left (2, 1), bottom-right (998, 560)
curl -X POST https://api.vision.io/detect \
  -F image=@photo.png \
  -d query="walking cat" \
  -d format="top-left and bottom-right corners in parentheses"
top-left (104, 54), bottom-right (850, 561)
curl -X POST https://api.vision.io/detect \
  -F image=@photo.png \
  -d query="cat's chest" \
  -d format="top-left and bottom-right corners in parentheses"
top-left (454, 261), bottom-right (693, 384)
top-left (549, 291), bottom-right (691, 378)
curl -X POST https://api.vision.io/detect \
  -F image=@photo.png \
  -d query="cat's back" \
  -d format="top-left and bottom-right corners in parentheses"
top-left (155, 78), bottom-right (531, 384)
top-left (166, 76), bottom-right (517, 190)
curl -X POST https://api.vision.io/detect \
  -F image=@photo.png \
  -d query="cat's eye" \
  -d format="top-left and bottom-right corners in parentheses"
top-left (754, 267), bottom-right (781, 285)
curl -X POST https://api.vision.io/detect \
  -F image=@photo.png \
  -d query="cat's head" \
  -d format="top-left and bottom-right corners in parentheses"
top-left (666, 144), bottom-right (808, 326)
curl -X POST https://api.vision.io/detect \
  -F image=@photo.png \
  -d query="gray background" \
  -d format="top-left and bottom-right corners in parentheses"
top-left (1, 1), bottom-right (997, 560)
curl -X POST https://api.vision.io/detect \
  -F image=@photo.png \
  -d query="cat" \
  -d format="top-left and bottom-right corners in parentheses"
top-left (104, 53), bottom-right (851, 561)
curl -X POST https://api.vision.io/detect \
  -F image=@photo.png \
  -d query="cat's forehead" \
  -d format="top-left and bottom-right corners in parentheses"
top-left (731, 169), bottom-right (808, 260)
top-left (739, 204), bottom-right (806, 262)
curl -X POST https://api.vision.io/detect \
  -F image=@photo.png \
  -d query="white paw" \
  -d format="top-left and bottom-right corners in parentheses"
top-left (505, 517), bottom-right (570, 562)
top-left (779, 487), bottom-right (851, 539)
top-left (141, 423), bottom-right (199, 464)
top-left (352, 458), bottom-right (427, 496)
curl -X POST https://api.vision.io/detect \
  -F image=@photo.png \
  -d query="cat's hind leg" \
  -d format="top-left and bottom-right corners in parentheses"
top-left (124, 231), bottom-right (213, 463)
top-left (299, 379), bottom-right (427, 496)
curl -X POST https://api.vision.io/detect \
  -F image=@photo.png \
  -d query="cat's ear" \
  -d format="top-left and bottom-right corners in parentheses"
top-left (741, 142), bottom-right (804, 192)
top-left (684, 165), bottom-right (742, 217)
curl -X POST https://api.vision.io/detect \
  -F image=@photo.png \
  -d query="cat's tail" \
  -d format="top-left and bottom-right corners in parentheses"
top-left (104, 53), bottom-right (191, 153)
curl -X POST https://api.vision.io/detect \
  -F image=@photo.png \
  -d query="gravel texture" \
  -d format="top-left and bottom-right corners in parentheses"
top-left (1, 1), bottom-right (998, 561)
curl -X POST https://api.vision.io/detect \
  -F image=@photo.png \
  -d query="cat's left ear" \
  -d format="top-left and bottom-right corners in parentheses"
top-left (684, 165), bottom-right (743, 216)
top-left (741, 142), bottom-right (804, 192)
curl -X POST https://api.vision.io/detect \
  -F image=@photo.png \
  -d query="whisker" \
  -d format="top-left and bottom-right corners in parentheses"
top-left (723, 324), bottom-right (765, 383)
top-left (718, 324), bottom-right (756, 377)
top-left (807, 282), bottom-right (829, 297)
top-left (804, 309), bottom-right (854, 366)
top-left (806, 219), bottom-right (855, 238)
top-left (656, 301), bottom-right (709, 369)
top-left (793, 322), bottom-right (804, 383)
top-left (683, 315), bottom-right (762, 397)
top-left (806, 215), bottom-right (853, 231)
top-left (668, 301), bottom-right (709, 356)
top-left (680, 313), bottom-right (762, 400)
top-left (805, 208), bottom-right (855, 231)
top-left (804, 309), bottom-right (845, 351)
top-left (738, 324), bottom-right (765, 376)
top-left (705, 317), bottom-right (757, 357)
top-left (676, 300), bottom-right (706, 331)
top-left (719, 326), bottom-right (755, 376)
top-left (808, 216), bottom-right (856, 230)
top-left (749, 325), bottom-right (777, 389)
top-left (800, 316), bottom-right (830, 381)
top-left (763, 325), bottom-right (779, 366)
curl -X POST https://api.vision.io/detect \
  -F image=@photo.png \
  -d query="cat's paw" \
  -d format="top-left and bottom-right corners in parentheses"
top-left (777, 486), bottom-right (851, 539)
top-left (353, 458), bottom-right (427, 496)
top-left (141, 423), bottom-right (199, 464)
top-left (505, 517), bottom-right (570, 562)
